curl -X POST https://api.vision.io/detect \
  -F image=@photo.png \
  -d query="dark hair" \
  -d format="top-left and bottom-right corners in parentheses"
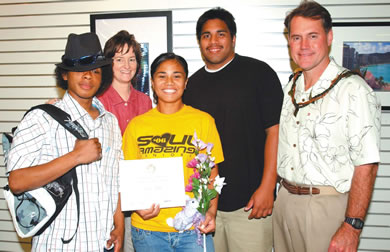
top-left (284, 0), bottom-right (332, 34)
top-left (103, 30), bottom-right (142, 87)
top-left (55, 64), bottom-right (113, 96)
top-left (150, 52), bottom-right (188, 104)
top-left (196, 7), bottom-right (236, 41)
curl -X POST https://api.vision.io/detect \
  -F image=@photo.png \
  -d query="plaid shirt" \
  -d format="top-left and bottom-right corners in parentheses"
top-left (7, 92), bottom-right (122, 251)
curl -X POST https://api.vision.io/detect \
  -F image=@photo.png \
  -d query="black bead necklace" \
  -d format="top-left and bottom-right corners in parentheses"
top-left (288, 70), bottom-right (358, 116)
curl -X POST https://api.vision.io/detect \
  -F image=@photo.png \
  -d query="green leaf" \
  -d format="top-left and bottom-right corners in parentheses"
top-left (204, 200), bottom-right (210, 213)
top-left (193, 179), bottom-right (200, 187)
top-left (197, 206), bottom-right (205, 215)
top-left (203, 192), bottom-right (209, 203)
top-left (193, 190), bottom-right (199, 199)
top-left (206, 167), bottom-right (211, 177)
top-left (192, 185), bottom-right (199, 193)
top-left (208, 189), bottom-right (217, 200)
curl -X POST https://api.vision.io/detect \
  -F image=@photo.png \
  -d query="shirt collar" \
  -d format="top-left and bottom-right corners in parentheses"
top-left (62, 91), bottom-right (107, 121)
top-left (102, 85), bottom-right (134, 106)
top-left (297, 57), bottom-right (343, 95)
top-left (205, 54), bottom-right (236, 73)
top-left (321, 57), bottom-right (343, 79)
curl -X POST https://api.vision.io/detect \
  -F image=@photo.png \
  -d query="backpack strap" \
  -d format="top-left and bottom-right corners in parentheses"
top-left (26, 104), bottom-right (86, 244)
top-left (25, 104), bottom-right (88, 140)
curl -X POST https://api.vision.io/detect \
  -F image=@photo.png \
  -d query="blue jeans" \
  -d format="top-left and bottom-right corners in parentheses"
top-left (131, 226), bottom-right (214, 252)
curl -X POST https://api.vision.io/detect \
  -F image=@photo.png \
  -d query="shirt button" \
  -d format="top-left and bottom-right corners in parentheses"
top-left (302, 98), bottom-right (305, 102)
top-left (308, 112), bottom-right (310, 116)
top-left (296, 121), bottom-right (300, 125)
top-left (291, 167), bottom-right (294, 171)
top-left (124, 103), bottom-right (128, 106)
top-left (293, 144), bottom-right (296, 147)
top-left (127, 119), bottom-right (129, 122)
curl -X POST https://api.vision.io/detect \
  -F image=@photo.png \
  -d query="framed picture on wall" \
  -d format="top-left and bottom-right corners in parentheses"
top-left (90, 11), bottom-right (173, 96)
top-left (331, 22), bottom-right (390, 108)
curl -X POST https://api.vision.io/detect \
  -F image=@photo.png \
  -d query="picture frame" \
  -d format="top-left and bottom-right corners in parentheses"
top-left (331, 22), bottom-right (390, 108)
top-left (90, 11), bottom-right (173, 97)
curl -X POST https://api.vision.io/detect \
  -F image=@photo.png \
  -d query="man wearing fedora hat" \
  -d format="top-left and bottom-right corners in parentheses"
top-left (7, 32), bottom-right (124, 251)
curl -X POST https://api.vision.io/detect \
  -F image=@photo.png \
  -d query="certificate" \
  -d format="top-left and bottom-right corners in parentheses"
top-left (119, 157), bottom-right (186, 211)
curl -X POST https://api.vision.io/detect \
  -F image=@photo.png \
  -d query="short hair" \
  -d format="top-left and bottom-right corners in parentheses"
top-left (196, 7), bottom-right (237, 41)
top-left (150, 52), bottom-right (188, 104)
top-left (103, 30), bottom-right (142, 87)
top-left (55, 65), bottom-right (113, 96)
top-left (284, 0), bottom-right (332, 34)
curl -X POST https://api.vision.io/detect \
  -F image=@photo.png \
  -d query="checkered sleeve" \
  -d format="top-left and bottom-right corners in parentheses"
top-left (7, 109), bottom-right (53, 173)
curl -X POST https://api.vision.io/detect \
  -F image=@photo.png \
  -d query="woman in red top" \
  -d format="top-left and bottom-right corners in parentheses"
top-left (98, 30), bottom-right (152, 135)
top-left (98, 30), bottom-right (152, 252)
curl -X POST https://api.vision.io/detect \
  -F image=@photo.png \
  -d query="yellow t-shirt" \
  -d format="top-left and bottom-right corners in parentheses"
top-left (122, 105), bottom-right (224, 232)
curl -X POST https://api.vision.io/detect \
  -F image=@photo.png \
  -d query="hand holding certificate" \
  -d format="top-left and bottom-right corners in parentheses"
top-left (119, 157), bottom-right (186, 211)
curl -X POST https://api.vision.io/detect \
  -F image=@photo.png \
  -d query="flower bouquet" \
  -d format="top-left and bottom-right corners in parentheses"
top-left (167, 131), bottom-right (225, 251)
top-left (185, 132), bottom-right (225, 216)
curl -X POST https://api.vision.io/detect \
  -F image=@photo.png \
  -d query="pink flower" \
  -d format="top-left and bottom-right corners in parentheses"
top-left (185, 184), bottom-right (193, 192)
top-left (187, 158), bottom-right (198, 168)
top-left (192, 171), bottom-right (200, 179)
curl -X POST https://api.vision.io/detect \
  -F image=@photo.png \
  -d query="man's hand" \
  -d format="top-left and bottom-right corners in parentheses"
top-left (244, 124), bottom-right (278, 219)
top-left (244, 186), bottom-right (274, 219)
top-left (107, 194), bottom-right (124, 252)
top-left (136, 204), bottom-right (160, 220)
top-left (328, 223), bottom-right (360, 252)
top-left (106, 225), bottom-right (124, 252)
top-left (72, 138), bottom-right (102, 164)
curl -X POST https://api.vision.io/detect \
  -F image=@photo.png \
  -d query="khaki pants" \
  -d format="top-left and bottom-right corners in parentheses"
top-left (214, 207), bottom-right (273, 252)
top-left (273, 186), bottom-right (348, 252)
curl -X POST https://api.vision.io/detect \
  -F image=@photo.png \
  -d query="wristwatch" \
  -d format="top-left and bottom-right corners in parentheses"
top-left (344, 217), bottom-right (364, 229)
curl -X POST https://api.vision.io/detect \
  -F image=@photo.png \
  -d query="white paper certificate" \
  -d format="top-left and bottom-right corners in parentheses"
top-left (119, 157), bottom-right (186, 211)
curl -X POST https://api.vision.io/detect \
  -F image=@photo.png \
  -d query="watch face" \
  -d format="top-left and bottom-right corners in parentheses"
top-left (345, 217), bottom-right (364, 229)
top-left (353, 219), bottom-right (364, 229)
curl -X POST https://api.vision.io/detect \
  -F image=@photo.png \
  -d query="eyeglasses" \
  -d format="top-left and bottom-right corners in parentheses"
top-left (62, 54), bottom-right (104, 67)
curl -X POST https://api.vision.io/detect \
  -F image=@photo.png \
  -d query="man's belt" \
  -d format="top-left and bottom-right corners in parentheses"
top-left (281, 179), bottom-right (319, 195)
top-left (281, 179), bottom-right (341, 195)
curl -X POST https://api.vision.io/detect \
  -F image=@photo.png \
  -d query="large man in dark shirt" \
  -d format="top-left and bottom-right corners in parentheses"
top-left (183, 7), bottom-right (283, 252)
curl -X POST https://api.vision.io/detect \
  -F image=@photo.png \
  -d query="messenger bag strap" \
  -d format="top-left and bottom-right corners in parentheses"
top-left (26, 104), bottom-right (89, 140)
top-left (61, 169), bottom-right (80, 244)
top-left (26, 104), bottom-right (87, 244)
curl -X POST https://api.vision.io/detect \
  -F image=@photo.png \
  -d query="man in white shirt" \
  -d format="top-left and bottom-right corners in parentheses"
top-left (274, 1), bottom-right (381, 251)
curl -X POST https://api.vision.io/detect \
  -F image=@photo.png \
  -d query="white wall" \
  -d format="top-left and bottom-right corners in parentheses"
top-left (0, 0), bottom-right (389, 251)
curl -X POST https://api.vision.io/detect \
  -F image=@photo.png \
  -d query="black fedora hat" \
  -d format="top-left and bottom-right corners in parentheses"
top-left (56, 32), bottom-right (111, 72)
